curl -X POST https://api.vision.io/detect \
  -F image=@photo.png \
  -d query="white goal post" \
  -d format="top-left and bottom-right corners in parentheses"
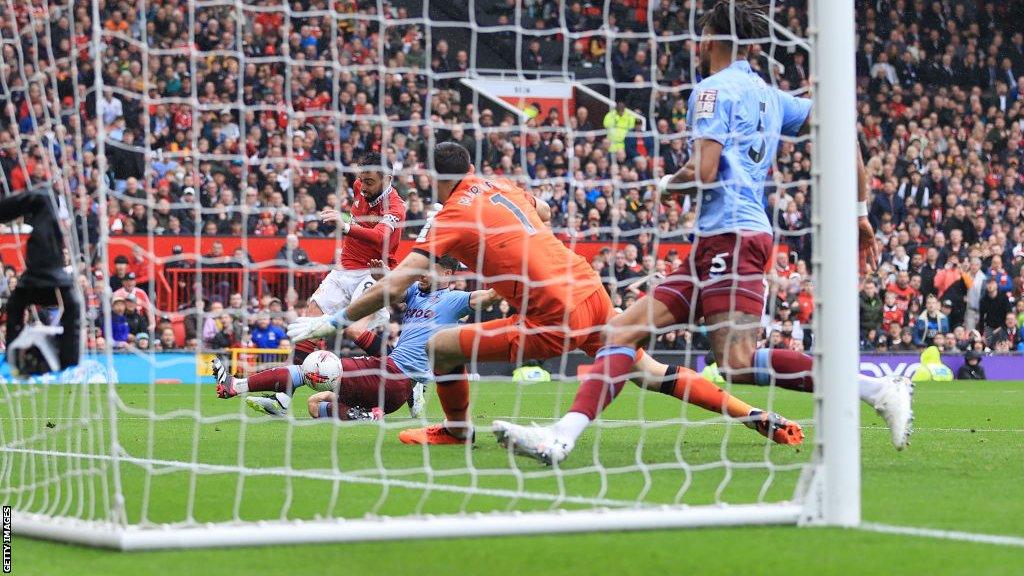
top-left (3, 0), bottom-right (858, 549)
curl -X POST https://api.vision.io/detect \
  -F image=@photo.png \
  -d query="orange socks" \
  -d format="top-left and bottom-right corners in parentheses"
top-left (659, 365), bottom-right (753, 419)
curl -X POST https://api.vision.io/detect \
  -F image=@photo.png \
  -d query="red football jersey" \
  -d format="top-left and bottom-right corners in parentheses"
top-left (341, 179), bottom-right (406, 270)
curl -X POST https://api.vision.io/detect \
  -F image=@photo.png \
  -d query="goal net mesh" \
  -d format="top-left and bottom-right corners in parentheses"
top-left (0, 0), bottom-right (825, 543)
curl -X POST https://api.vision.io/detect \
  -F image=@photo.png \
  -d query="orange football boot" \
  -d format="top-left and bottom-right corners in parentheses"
top-left (398, 424), bottom-right (474, 445)
top-left (747, 410), bottom-right (805, 446)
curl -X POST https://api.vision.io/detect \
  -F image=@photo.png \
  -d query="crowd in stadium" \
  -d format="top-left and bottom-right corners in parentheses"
top-left (1, 1), bottom-right (1024, 356)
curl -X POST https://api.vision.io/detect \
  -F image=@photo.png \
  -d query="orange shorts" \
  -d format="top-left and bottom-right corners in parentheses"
top-left (458, 289), bottom-right (615, 363)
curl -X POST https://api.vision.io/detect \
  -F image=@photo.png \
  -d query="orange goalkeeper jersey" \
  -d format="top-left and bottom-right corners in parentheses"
top-left (412, 175), bottom-right (602, 319)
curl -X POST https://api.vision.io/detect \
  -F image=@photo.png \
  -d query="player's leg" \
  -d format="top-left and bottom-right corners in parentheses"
top-left (549, 294), bottom-right (678, 447)
top-left (4, 287), bottom-right (31, 351)
top-left (271, 271), bottom-right (349, 411)
top-left (334, 356), bottom-right (411, 420)
top-left (494, 290), bottom-right (682, 463)
top-left (630, 351), bottom-right (803, 445)
top-left (56, 287), bottom-right (82, 368)
top-left (399, 316), bottom-right (524, 445)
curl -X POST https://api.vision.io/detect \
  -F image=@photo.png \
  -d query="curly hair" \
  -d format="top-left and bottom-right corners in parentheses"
top-left (698, 0), bottom-right (769, 44)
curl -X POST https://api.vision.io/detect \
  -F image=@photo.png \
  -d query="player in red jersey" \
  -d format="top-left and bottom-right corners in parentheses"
top-left (287, 142), bottom-right (804, 449)
top-left (216, 153), bottom-right (407, 416)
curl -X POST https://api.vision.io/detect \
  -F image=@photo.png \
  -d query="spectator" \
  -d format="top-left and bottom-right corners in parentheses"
top-left (989, 312), bottom-right (1022, 351)
top-left (158, 327), bottom-right (178, 351)
top-left (109, 295), bottom-right (130, 349)
top-left (250, 312), bottom-right (286, 349)
top-left (275, 233), bottom-right (311, 266)
top-left (123, 295), bottom-right (147, 336)
top-left (978, 279), bottom-right (1011, 335)
top-left (881, 291), bottom-right (904, 334)
top-left (913, 295), bottom-right (950, 348)
top-left (956, 350), bottom-right (987, 380)
top-left (603, 101), bottom-right (636, 155)
top-left (859, 279), bottom-right (882, 335)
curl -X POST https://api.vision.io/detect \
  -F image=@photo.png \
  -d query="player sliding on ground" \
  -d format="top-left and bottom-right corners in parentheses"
top-left (215, 152), bottom-right (406, 415)
top-left (495, 0), bottom-right (913, 464)
top-left (287, 142), bottom-right (805, 447)
top-left (214, 255), bottom-right (499, 420)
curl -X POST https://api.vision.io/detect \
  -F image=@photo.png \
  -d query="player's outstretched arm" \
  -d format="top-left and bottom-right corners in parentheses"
top-left (286, 252), bottom-right (429, 342)
top-left (468, 288), bottom-right (501, 310)
top-left (658, 140), bottom-right (723, 201)
top-left (347, 251), bottom-right (431, 322)
top-left (856, 144), bottom-right (879, 273)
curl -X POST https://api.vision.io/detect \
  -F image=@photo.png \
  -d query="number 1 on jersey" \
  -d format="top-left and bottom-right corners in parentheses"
top-left (491, 193), bottom-right (537, 235)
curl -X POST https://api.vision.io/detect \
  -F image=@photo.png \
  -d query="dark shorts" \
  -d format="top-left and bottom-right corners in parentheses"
top-left (339, 356), bottom-right (412, 414)
top-left (652, 232), bottom-right (773, 323)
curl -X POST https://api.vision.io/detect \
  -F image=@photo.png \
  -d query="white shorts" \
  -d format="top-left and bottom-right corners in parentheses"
top-left (308, 269), bottom-right (390, 329)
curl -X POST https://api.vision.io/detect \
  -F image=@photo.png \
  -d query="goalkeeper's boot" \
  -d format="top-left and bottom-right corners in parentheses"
top-left (212, 357), bottom-right (240, 399)
top-left (408, 382), bottom-right (426, 419)
top-left (745, 410), bottom-right (804, 446)
top-left (345, 406), bottom-right (384, 421)
top-left (491, 420), bottom-right (572, 466)
top-left (873, 375), bottom-right (914, 450)
top-left (398, 423), bottom-right (474, 445)
top-left (245, 394), bottom-right (288, 417)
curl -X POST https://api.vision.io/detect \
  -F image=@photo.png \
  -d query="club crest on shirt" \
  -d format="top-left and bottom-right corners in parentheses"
top-left (695, 89), bottom-right (718, 120)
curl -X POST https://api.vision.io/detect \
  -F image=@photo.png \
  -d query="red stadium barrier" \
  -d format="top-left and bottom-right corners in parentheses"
top-left (0, 233), bottom-right (692, 311)
top-left (165, 267), bottom-right (328, 310)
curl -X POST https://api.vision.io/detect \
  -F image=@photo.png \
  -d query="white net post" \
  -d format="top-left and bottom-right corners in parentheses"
top-left (0, 0), bottom-right (865, 549)
top-left (808, 0), bottom-right (860, 526)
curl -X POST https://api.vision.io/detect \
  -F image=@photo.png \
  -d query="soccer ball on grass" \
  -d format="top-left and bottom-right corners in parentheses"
top-left (302, 350), bottom-right (343, 392)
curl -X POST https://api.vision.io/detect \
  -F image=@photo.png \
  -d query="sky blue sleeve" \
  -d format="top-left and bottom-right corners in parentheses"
top-left (451, 291), bottom-right (472, 317)
top-left (778, 90), bottom-right (812, 137)
top-left (690, 86), bottom-right (732, 145)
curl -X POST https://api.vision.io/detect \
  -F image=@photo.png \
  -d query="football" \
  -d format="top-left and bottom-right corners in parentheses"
top-left (301, 350), bottom-right (343, 392)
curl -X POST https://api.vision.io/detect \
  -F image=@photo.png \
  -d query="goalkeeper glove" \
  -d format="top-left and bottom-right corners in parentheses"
top-left (286, 310), bottom-right (350, 342)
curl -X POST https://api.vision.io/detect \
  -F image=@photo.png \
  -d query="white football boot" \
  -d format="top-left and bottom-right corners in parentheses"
top-left (872, 375), bottom-right (915, 450)
top-left (245, 394), bottom-right (288, 417)
top-left (408, 382), bottom-right (426, 419)
top-left (492, 420), bottom-right (572, 466)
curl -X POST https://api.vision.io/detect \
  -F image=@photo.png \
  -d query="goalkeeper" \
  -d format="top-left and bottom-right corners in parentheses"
top-left (0, 186), bottom-right (81, 374)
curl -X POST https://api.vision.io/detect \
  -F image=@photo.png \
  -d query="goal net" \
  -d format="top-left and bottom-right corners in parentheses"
top-left (1, 0), bottom-right (858, 549)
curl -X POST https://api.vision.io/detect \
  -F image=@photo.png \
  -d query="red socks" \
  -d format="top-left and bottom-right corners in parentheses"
top-left (569, 346), bottom-right (636, 419)
top-left (754, 349), bottom-right (815, 393)
top-left (246, 367), bottom-right (293, 393)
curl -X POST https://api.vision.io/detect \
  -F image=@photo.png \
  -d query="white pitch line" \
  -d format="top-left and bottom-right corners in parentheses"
top-left (858, 522), bottom-right (1024, 548)
top-left (12, 416), bottom-right (1024, 434)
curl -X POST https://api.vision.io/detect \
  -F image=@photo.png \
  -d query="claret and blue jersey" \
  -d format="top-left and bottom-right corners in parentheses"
top-left (387, 283), bottom-right (473, 382)
top-left (686, 59), bottom-right (813, 235)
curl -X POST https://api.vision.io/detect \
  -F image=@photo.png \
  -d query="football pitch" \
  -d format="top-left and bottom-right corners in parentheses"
top-left (10, 379), bottom-right (1024, 575)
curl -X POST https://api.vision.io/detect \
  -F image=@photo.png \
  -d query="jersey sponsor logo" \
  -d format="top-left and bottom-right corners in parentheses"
top-left (695, 89), bottom-right (718, 120)
top-left (404, 308), bottom-right (436, 320)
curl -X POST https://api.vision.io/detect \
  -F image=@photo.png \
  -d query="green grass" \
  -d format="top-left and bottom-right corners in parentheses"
top-left (6, 379), bottom-right (1024, 574)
